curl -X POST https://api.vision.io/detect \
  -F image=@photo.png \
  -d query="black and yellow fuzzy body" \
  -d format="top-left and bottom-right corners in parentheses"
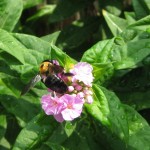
top-left (40, 60), bottom-right (68, 94)
top-left (21, 60), bottom-right (72, 95)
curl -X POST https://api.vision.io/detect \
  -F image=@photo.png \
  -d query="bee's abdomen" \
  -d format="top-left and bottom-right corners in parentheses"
top-left (42, 75), bottom-right (68, 94)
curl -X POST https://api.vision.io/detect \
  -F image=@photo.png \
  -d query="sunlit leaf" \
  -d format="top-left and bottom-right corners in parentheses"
top-left (85, 85), bottom-right (129, 142)
top-left (102, 10), bottom-right (127, 36)
top-left (0, 115), bottom-right (6, 140)
top-left (23, 0), bottom-right (43, 9)
top-left (12, 113), bottom-right (58, 150)
top-left (0, 0), bottom-right (23, 31)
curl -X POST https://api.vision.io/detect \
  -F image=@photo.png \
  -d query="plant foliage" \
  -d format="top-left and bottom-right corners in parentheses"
top-left (0, 0), bottom-right (150, 150)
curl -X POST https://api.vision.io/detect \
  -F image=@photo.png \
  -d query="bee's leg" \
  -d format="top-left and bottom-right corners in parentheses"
top-left (50, 91), bottom-right (56, 97)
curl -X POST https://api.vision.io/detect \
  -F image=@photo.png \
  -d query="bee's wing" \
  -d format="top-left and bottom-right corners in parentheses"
top-left (21, 74), bottom-right (41, 96)
top-left (52, 64), bottom-right (64, 74)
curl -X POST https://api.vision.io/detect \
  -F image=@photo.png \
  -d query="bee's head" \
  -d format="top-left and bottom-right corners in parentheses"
top-left (39, 61), bottom-right (53, 75)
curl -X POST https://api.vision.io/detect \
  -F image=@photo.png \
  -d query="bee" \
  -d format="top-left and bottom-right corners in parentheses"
top-left (21, 60), bottom-right (73, 96)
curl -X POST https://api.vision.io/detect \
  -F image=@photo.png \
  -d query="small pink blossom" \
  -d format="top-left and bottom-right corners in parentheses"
top-left (61, 94), bottom-right (84, 121)
top-left (54, 114), bottom-right (64, 123)
top-left (85, 95), bottom-right (93, 104)
top-left (75, 84), bottom-right (82, 91)
top-left (68, 86), bottom-right (74, 92)
top-left (52, 60), bottom-right (59, 65)
top-left (70, 62), bottom-right (94, 86)
top-left (41, 94), bottom-right (64, 115)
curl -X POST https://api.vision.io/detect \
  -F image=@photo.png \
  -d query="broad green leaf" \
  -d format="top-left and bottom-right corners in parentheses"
top-left (12, 113), bottom-right (58, 150)
top-left (12, 32), bottom-right (76, 66)
top-left (124, 105), bottom-right (150, 150)
top-left (132, 0), bottom-right (150, 20)
top-left (82, 29), bottom-right (150, 74)
top-left (0, 29), bottom-right (74, 67)
top-left (102, 10), bottom-right (127, 36)
top-left (45, 122), bottom-right (76, 149)
top-left (27, 5), bottom-right (56, 21)
top-left (0, 71), bottom-right (41, 127)
top-left (0, 137), bottom-right (11, 150)
top-left (41, 31), bottom-right (61, 44)
top-left (82, 39), bottom-right (114, 64)
top-left (0, 0), bottom-right (23, 31)
top-left (124, 12), bottom-right (136, 25)
top-left (23, 0), bottom-right (43, 9)
top-left (63, 120), bottom-right (105, 150)
top-left (64, 134), bottom-right (90, 150)
top-left (85, 85), bottom-right (129, 142)
top-left (113, 35), bottom-right (150, 69)
top-left (81, 39), bottom-right (115, 83)
top-left (0, 115), bottom-right (6, 140)
top-left (128, 15), bottom-right (150, 31)
top-left (93, 104), bottom-right (150, 150)
top-left (0, 94), bottom-right (40, 127)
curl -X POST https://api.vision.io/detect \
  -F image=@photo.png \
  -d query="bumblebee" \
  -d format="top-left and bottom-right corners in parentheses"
top-left (21, 60), bottom-right (73, 95)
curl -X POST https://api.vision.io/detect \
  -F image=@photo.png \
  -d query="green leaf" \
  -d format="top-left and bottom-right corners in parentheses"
top-left (63, 132), bottom-right (90, 150)
top-left (124, 12), bottom-right (136, 25)
top-left (23, 0), bottom-right (43, 9)
top-left (132, 0), bottom-right (150, 20)
top-left (86, 85), bottom-right (150, 149)
top-left (0, 0), bottom-right (23, 31)
top-left (85, 85), bottom-right (129, 142)
top-left (102, 10), bottom-right (127, 36)
top-left (12, 113), bottom-right (58, 150)
top-left (0, 70), bottom-right (40, 127)
top-left (0, 29), bottom-right (75, 78)
top-left (0, 28), bottom-right (74, 66)
top-left (124, 105), bottom-right (150, 150)
top-left (0, 115), bottom-right (6, 140)
top-left (82, 39), bottom-right (114, 63)
top-left (45, 122), bottom-right (76, 149)
top-left (41, 31), bottom-right (61, 44)
top-left (128, 15), bottom-right (150, 31)
top-left (81, 39), bottom-right (115, 83)
top-left (0, 94), bottom-right (40, 127)
top-left (113, 34), bottom-right (150, 69)
top-left (12, 32), bottom-right (76, 66)
top-left (27, 5), bottom-right (56, 21)
top-left (0, 137), bottom-right (11, 150)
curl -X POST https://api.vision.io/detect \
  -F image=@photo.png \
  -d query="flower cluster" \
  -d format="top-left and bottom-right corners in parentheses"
top-left (41, 61), bottom-right (94, 122)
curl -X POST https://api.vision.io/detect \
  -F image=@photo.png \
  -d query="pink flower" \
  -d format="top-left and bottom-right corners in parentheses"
top-left (61, 94), bottom-right (84, 121)
top-left (41, 94), bottom-right (84, 122)
top-left (54, 114), bottom-right (64, 123)
top-left (41, 94), bottom-right (64, 115)
top-left (51, 60), bottom-right (59, 65)
top-left (85, 95), bottom-right (93, 104)
top-left (70, 62), bottom-right (94, 86)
